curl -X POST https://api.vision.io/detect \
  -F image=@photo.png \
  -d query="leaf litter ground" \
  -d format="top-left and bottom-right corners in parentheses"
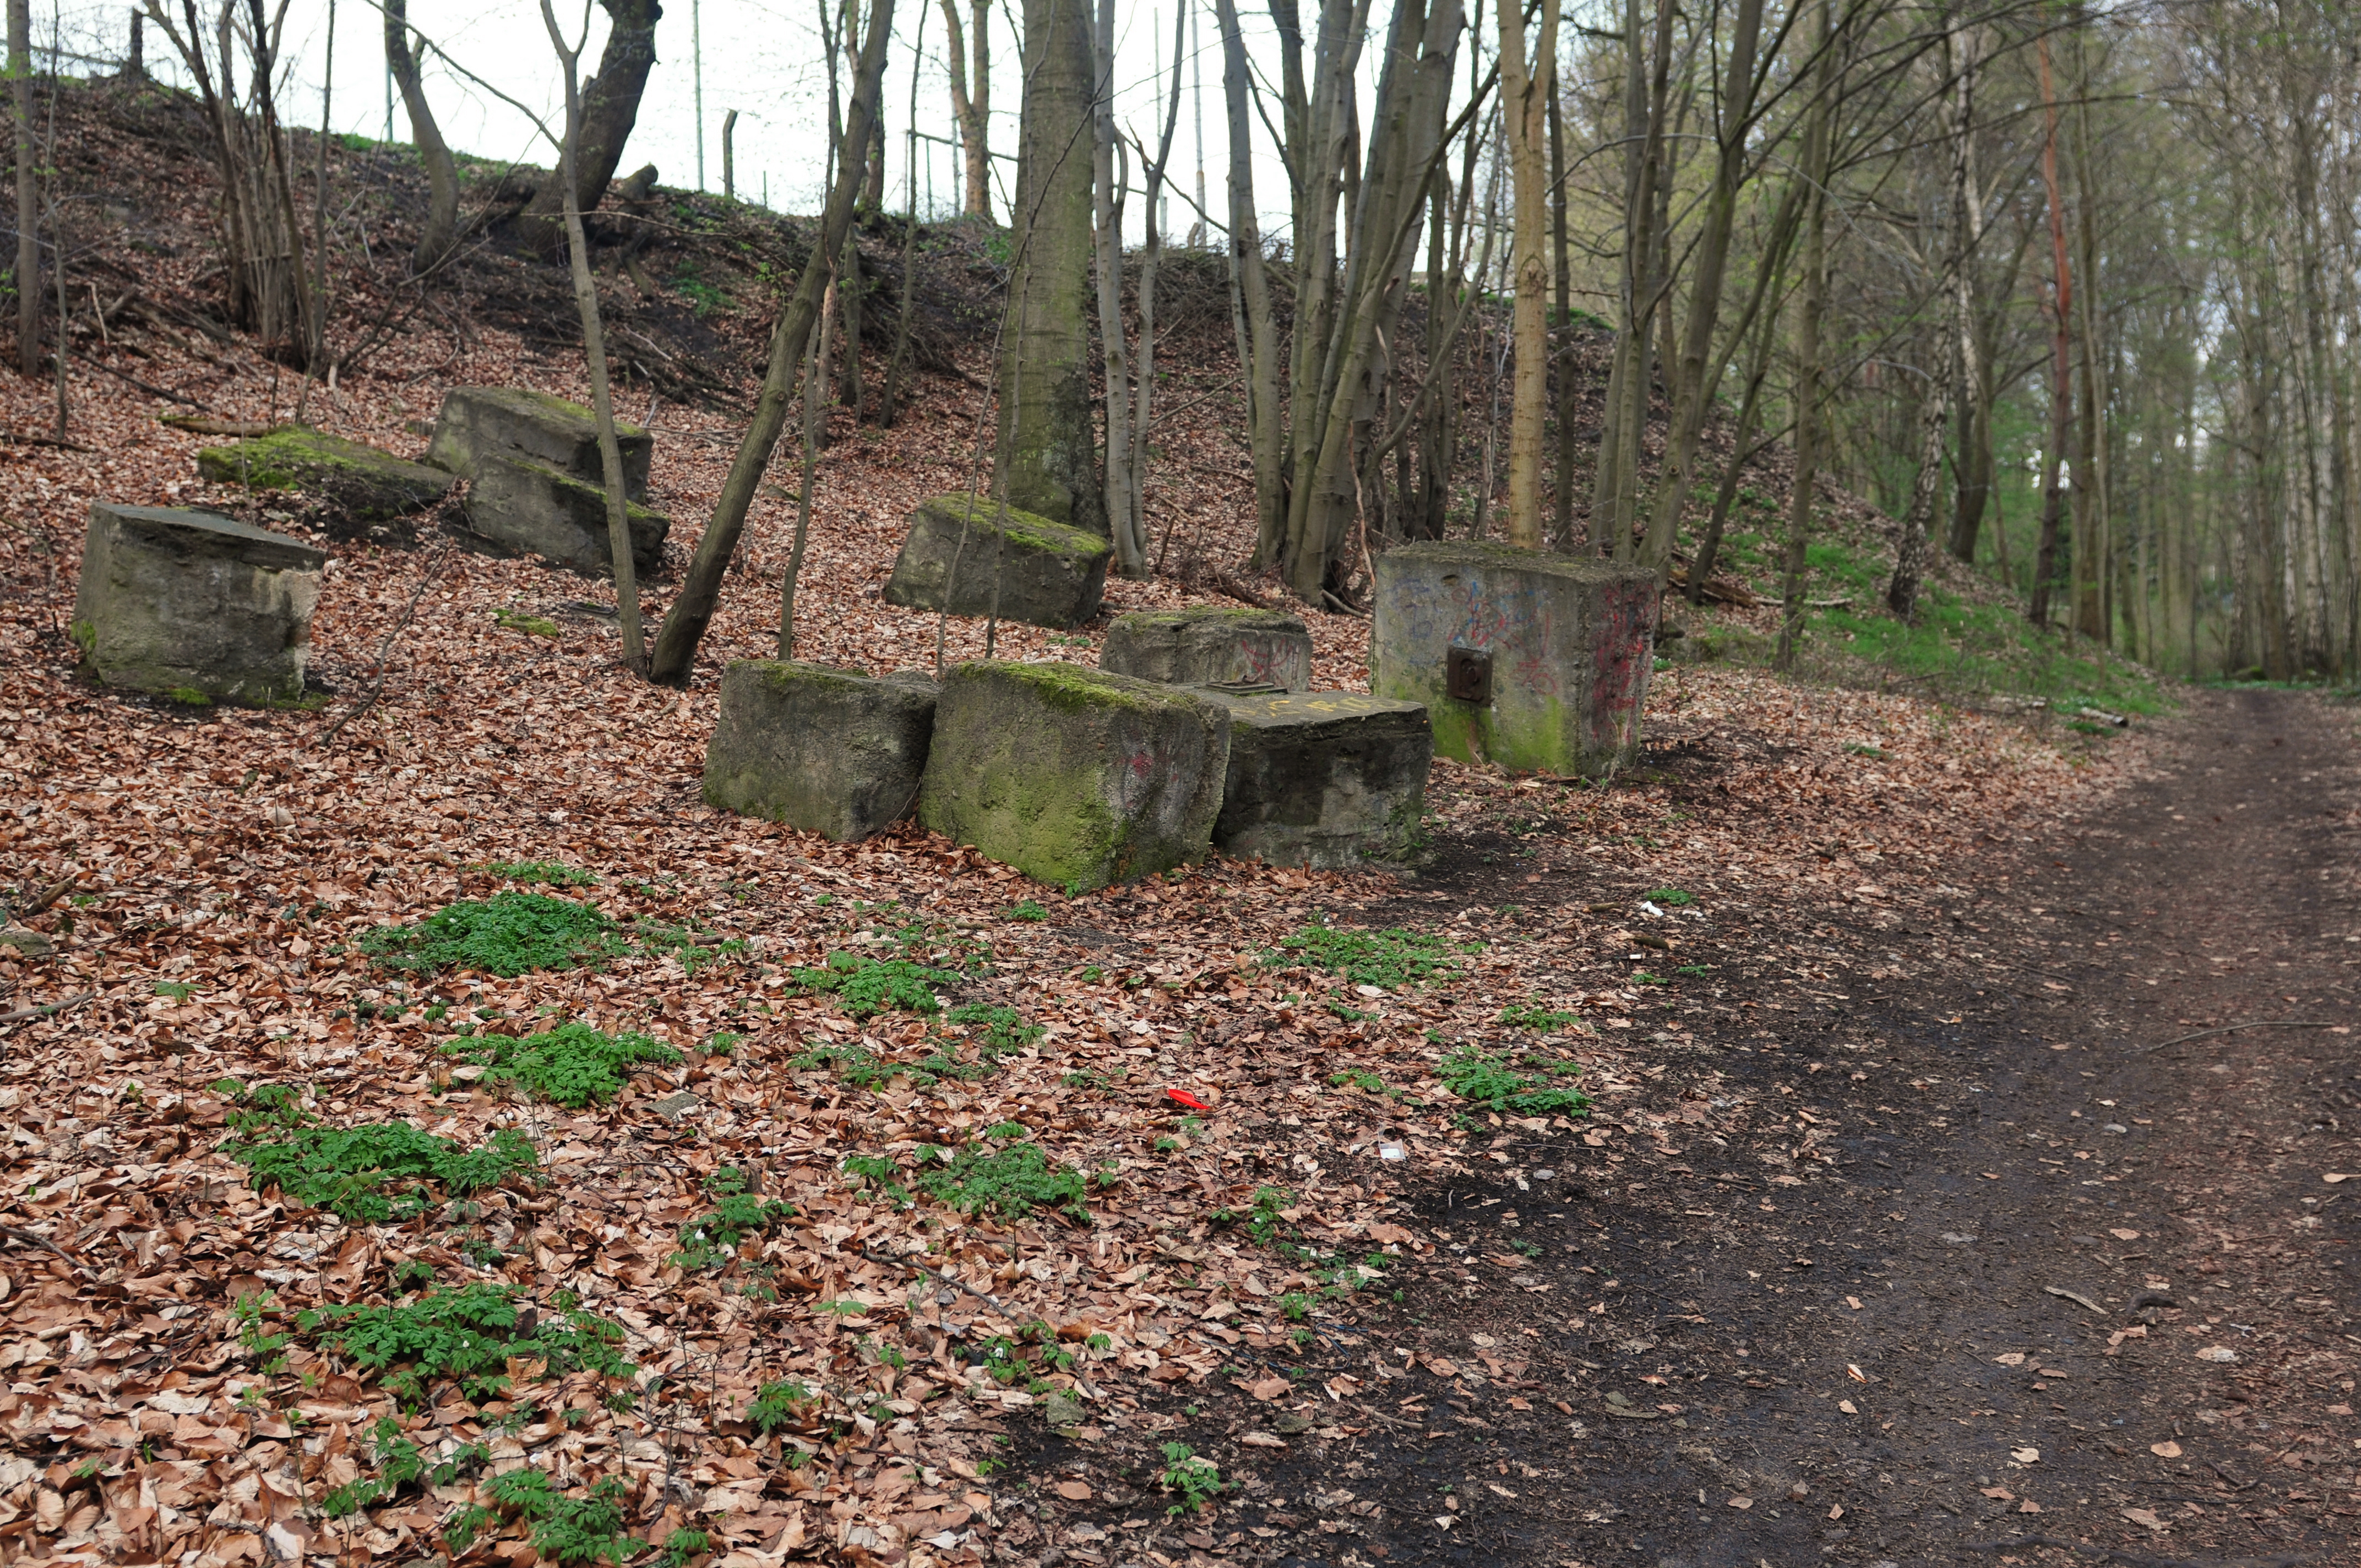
top-left (9, 83), bottom-right (2353, 1568)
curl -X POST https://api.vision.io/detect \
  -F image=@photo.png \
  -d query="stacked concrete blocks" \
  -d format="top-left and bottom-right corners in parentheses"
top-left (428, 386), bottom-right (668, 575)
top-left (1199, 690), bottom-right (1432, 869)
top-left (71, 503), bottom-right (325, 703)
top-left (1100, 607), bottom-right (1313, 692)
top-left (882, 494), bottom-right (1112, 630)
top-left (918, 663), bottom-right (1230, 890)
top-left (1372, 540), bottom-right (1656, 778)
top-left (702, 662), bottom-right (938, 842)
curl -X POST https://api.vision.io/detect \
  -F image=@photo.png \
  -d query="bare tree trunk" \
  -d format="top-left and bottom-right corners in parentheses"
top-left (880, 11), bottom-right (923, 427)
top-left (520, 0), bottom-right (662, 252)
top-left (542, 0), bottom-right (644, 671)
top-left (1214, 0), bottom-right (1283, 564)
top-left (1091, 0), bottom-right (1141, 574)
top-left (385, 0), bottom-right (458, 273)
top-left (722, 107), bottom-right (737, 200)
top-left (1943, 23), bottom-right (1987, 564)
top-left (1547, 80), bottom-right (1574, 549)
top-left (2028, 24), bottom-right (2074, 630)
top-left (781, 285), bottom-right (833, 656)
top-left (1494, 0), bottom-right (1558, 551)
top-left (647, 0), bottom-right (893, 684)
top-left (1638, 0), bottom-right (1767, 579)
top-left (939, 0), bottom-right (989, 219)
top-left (10, 0), bottom-right (33, 378)
top-left (995, 0), bottom-right (1102, 533)
top-left (1775, 0), bottom-right (1835, 674)
top-left (1136, 3), bottom-right (1187, 571)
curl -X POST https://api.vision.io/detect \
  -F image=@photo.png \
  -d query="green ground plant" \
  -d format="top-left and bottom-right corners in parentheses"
top-left (746, 1378), bottom-right (817, 1434)
top-left (1264, 923), bottom-right (1474, 988)
top-left (319, 1419), bottom-right (489, 1517)
top-left (1158, 1442), bottom-right (1225, 1512)
top-left (299, 1283), bottom-right (632, 1406)
top-left (916, 1141), bottom-right (1097, 1223)
top-left (671, 1167), bottom-right (796, 1268)
top-left (1498, 1001), bottom-right (1582, 1031)
top-left (1438, 1046), bottom-right (1592, 1117)
top-left (224, 1118), bottom-right (536, 1224)
top-left (361, 893), bottom-right (625, 977)
top-left (440, 1023), bottom-right (681, 1107)
top-left (787, 952), bottom-right (961, 1016)
top-left (465, 1471), bottom-right (635, 1564)
top-left (485, 859), bottom-right (596, 886)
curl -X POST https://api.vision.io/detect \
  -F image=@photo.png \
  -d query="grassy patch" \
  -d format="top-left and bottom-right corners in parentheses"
top-left (1438, 1046), bottom-right (1592, 1117)
top-left (224, 1118), bottom-right (537, 1224)
top-left (440, 1023), bottom-right (681, 1107)
top-left (1263, 923), bottom-right (1473, 989)
top-left (300, 1283), bottom-right (632, 1406)
top-left (917, 1141), bottom-right (1096, 1224)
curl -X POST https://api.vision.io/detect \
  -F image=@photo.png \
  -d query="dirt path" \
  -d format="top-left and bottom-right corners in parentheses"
top-left (1018, 690), bottom-right (2359, 1568)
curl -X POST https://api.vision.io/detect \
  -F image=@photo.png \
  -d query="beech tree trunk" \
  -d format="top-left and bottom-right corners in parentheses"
top-left (384, 0), bottom-right (459, 274)
top-left (12, 0), bottom-right (35, 378)
top-left (1494, 0), bottom-right (1558, 551)
top-left (939, 0), bottom-right (989, 219)
top-left (994, 0), bottom-right (1102, 534)
top-left (520, 0), bottom-right (662, 251)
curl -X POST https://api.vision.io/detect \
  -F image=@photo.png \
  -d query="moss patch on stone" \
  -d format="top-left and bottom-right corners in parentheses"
top-left (195, 429), bottom-right (454, 521)
top-left (920, 494), bottom-right (1104, 558)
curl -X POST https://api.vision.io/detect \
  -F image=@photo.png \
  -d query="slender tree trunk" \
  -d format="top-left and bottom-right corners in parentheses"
top-left (647, 0), bottom-right (894, 684)
top-left (781, 285), bottom-right (833, 657)
top-left (880, 8), bottom-right (923, 427)
top-left (1494, 0), bottom-right (1558, 550)
top-left (11, 0), bottom-right (34, 378)
top-left (939, 0), bottom-right (990, 219)
top-left (385, 0), bottom-right (458, 273)
top-left (1775, 0), bottom-right (1835, 674)
top-left (1638, 0), bottom-right (1768, 578)
top-left (1548, 81), bottom-right (1574, 549)
top-left (1215, 0), bottom-right (1284, 566)
top-left (540, 0), bottom-right (644, 669)
top-left (1091, 0), bottom-right (1141, 574)
top-left (2028, 25), bottom-right (2074, 630)
top-left (1943, 24), bottom-right (1987, 564)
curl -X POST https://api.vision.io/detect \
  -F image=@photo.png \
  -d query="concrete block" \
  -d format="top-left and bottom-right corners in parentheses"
top-left (70, 503), bottom-right (325, 703)
top-left (918, 662), bottom-right (1229, 890)
top-left (464, 453), bottom-right (669, 575)
top-left (425, 385), bottom-right (652, 500)
top-left (881, 493), bottom-right (1112, 630)
top-left (1199, 690), bottom-right (1432, 869)
top-left (703, 661), bottom-right (938, 842)
top-left (1100, 607), bottom-right (1313, 691)
top-left (194, 428), bottom-right (456, 521)
top-left (1372, 540), bottom-right (1656, 777)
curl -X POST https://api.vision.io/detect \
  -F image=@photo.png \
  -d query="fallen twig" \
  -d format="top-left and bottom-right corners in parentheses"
top-left (858, 1246), bottom-right (1009, 1313)
top-left (0, 1225), bottom-right (77, 1262)
top-left (2135, 1019), bottom-right (2340, 1055)
top-left (2043, 1284), bottom-right (2104, 1314)
top-left (314, 548), bottom-right (450, 748)
top-left (0, 990), bottom-right (94, 1027)
top-left (80, 355), bottom-right (203, 406)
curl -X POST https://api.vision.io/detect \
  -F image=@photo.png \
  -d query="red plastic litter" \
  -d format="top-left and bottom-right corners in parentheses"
top-left (1166, 1087), bottom-right (1212, 1111)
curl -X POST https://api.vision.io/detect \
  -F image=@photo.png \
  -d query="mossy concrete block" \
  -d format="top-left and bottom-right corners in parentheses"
top-left (1100, 607), bottom-right (1314, 691)
top-left (464, 453), bottom-right (669, 575)
top-left (881, 493), bottom-right (1112, 629)
top-left (918, 661), bottom-right (1230, 889)
top-left (1372, 541), bottom-right (1656, 777)
top-left (1197, 691), bottom-right (1432, 869)
top-left (425, 385), bottom-right (652, 500)
top-left (70, 503), bottom-right (324, 702)
top-left (194, 428), bottom-right (457, 520)
top-left (703, 661), bottom-right (938, 842)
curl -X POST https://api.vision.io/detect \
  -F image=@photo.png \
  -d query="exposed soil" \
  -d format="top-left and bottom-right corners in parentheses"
top-left (998, 690), bottom-right (2360, 1568)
